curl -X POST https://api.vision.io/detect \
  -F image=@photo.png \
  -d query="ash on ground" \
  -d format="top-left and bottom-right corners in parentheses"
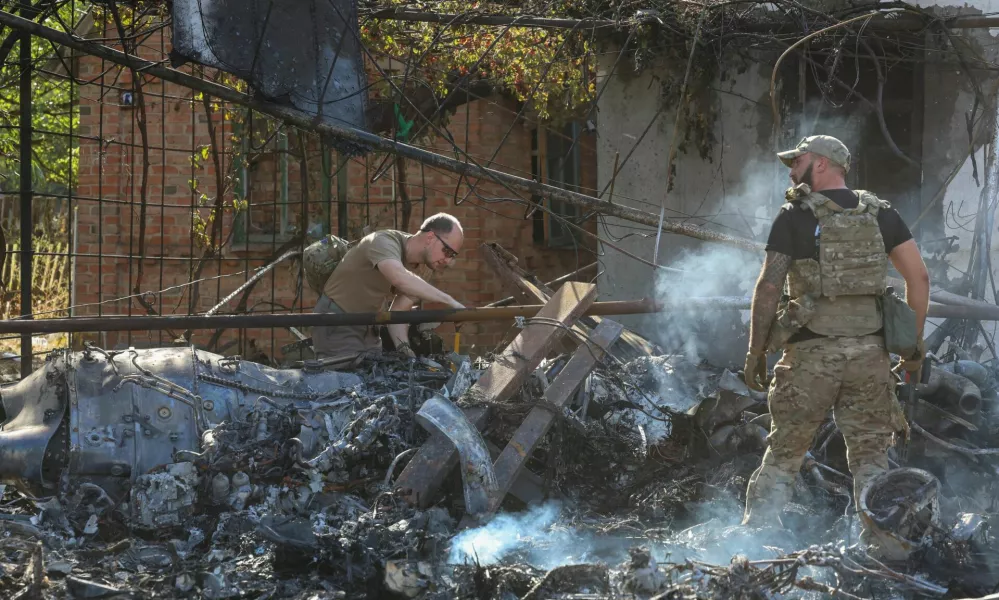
top-left (0, 343), bottom-right (995, 599)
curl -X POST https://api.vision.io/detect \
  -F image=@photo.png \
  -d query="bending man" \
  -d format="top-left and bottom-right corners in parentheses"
top-left (313, 213), bottom-right (465, 358)
top-left (742, 135), bottom-right (929, 534)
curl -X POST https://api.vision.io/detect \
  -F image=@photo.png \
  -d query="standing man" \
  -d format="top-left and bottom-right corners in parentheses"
top-left (741, 135), bottom-right (930, 532)
top-left (313, 213), bottom-right (465, 358)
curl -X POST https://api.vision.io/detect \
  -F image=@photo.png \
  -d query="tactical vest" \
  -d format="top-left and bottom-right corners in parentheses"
top-left (783, 185), bottom-right (889, 337)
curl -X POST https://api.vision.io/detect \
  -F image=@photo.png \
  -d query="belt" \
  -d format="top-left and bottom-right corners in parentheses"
top-left (788, 327), bottom-right (885, 344)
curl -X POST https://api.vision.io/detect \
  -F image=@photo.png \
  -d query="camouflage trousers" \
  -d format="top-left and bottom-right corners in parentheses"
top-left (743, 334), bottom-right (906, 526)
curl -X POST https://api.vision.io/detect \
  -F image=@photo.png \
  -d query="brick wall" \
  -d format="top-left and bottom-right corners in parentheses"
top-left (73, 25), bottom-right (598, 360)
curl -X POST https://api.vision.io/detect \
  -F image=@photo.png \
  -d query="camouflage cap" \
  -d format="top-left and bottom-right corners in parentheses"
top-left (777, 135), bottom-right (851, 173)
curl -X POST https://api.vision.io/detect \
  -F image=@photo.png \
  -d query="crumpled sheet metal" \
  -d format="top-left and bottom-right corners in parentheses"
top-left (416, 395), bottom-right (498, 516)
top-left (0, 346), bottom-right (362, 496)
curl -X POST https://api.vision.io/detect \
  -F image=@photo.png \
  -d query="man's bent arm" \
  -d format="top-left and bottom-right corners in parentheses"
top-left (377, 259), bottom-right (464, 309)
top-left (748, 251), bottom-right (791, 354)
top-left (889, 239), bottom-right (930, 336)
top-left (386, 294), bottom-right (416, 349)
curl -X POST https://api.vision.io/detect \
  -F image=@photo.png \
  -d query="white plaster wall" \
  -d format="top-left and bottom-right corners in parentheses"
top-left (595, 52), bottom-right (784, 366)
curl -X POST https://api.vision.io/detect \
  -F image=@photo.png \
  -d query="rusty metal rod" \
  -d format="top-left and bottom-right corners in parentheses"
top-left (364, 9), bottom-right (620, 30)
top-left (1, 297), bottom-right (995, 335)
top-left (0, 299), bottom-right (667, 334)
top-left (364, 8), bottom-right (999, 31)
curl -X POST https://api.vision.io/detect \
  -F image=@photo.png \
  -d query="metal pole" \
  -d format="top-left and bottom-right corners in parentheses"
top-left (0, 299), bottom-right (668, 334)
top-left (336, 151), bottom-right (348, 238)
top-left (363, 8), bottom-right (999, 31)
top-left (18, 16), bottom-right (32, 379)
top-left (0, 297), bottom-right (992, 335)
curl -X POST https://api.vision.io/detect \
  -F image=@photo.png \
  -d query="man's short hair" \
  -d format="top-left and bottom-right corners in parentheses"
top-left (419, 213), bottom-right (462, 235)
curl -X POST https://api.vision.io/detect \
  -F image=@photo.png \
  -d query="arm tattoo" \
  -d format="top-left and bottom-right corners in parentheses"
top-left (748, 251), bottom-right (792, 354)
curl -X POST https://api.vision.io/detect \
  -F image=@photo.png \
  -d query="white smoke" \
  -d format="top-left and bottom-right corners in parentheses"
top-left (650, 158), bottom-right (783, 364)
top-left (448, 503), bottom-right (561, 566)
top-left (446, 498), bottom-right (819, 572)
top-left (447, 503), bottom-right (629, 569)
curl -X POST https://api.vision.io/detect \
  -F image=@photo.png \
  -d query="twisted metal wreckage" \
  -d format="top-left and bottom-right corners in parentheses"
top-left (0, 274), bottom-right (997, 598)
top-left (5, 2), bottom-right (999, 600)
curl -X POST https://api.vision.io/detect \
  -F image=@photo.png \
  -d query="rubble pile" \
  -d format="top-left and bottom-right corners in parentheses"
top-left (0, 331), bottom-right (998, 599)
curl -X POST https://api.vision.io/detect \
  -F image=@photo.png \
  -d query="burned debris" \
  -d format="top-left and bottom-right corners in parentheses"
top-left (0, 257), bottom-right (998, 600)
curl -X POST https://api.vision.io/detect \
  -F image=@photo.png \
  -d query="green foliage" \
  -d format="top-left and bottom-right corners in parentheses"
top-left (0, 4), bottom-right (87, 195)
top-left (362, 0), bottom-right (595, 122)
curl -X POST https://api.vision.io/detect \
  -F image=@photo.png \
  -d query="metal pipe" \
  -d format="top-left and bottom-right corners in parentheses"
top-left (923, 368), bottom-right (982, 417)
top-left (364, 8), bottom-right (999, 31)
top-left (18, 15), bottom-right (31, 380)
top-left (0, 298), bottom-right (668, 334)
top-left (203, 249), bottom-right (301, 316)
top-left (2, 296), bottom-right (999, 335)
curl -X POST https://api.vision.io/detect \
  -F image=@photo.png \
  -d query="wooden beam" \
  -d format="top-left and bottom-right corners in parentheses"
top-left (481, 242), bottom-right (659, 361)
top-left (475, 318), bottom-right (624, 523)
top-left (395, 282), bottom-right (597, 508)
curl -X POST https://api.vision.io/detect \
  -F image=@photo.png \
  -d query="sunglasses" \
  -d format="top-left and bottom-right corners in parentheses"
top-left (425, 229), bottom-right (458, 259)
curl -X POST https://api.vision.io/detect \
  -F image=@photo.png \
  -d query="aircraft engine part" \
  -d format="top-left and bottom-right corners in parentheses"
top-left (0, 346), bottom-right (362, 498)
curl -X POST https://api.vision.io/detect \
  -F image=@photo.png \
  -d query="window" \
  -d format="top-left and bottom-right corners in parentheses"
top-left (532, 122), bottom-right (582, 248)
top-left (231, 118), bottom-right (337, 247)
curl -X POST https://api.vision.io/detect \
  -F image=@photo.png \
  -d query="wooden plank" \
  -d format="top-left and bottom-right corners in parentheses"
top-left (485, 439), bottom-right (548, 506)
top-left (395, 281), bottom-right (597, 508)
top-left (481, 319), bottom-right (624, 520)
top-left (481, 242), bottom-right (659, 361)
top-left (481, 243), bottom-right (581, 355)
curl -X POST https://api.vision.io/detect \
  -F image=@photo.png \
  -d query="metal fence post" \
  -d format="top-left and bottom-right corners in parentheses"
top-left (19, 14), bottom-right (33, 379)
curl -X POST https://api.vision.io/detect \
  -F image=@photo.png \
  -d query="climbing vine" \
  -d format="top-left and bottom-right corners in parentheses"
top-left (361, 0), bottom-right (596, 124)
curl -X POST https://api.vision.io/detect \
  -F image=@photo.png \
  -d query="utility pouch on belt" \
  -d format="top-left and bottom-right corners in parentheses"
top-left (878, 286), bottom-right (918, 357)
top-left (765, 294), bottom-right (817, 354)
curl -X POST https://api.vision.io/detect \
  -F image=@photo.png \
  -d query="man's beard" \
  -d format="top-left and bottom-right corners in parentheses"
top-left (793, 163), bottom-right (814, 187)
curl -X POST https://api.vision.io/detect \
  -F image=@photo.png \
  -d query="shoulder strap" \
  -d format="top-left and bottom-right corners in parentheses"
top-left (801, 192), bottom-right (841, 219)
top-left (855, 189), bottom-right (891, 214)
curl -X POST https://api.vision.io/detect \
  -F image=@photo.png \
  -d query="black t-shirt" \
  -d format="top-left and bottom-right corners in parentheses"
top-left (765, 188), bottom-right (913, 259)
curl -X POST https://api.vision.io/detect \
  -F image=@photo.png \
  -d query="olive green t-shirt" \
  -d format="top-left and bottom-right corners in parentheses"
top-left (323, 230), bottom-right (414, 312)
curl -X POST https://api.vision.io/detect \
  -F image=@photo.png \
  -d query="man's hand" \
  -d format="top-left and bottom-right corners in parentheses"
top-left (744, 352), bottom-right (768, 392)
top-left (900, 336), bottom-right (925, 373)
top-left (395, 341), bottom-right (416, 358)
top-left (416, 321), bottom-right (442, 333)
